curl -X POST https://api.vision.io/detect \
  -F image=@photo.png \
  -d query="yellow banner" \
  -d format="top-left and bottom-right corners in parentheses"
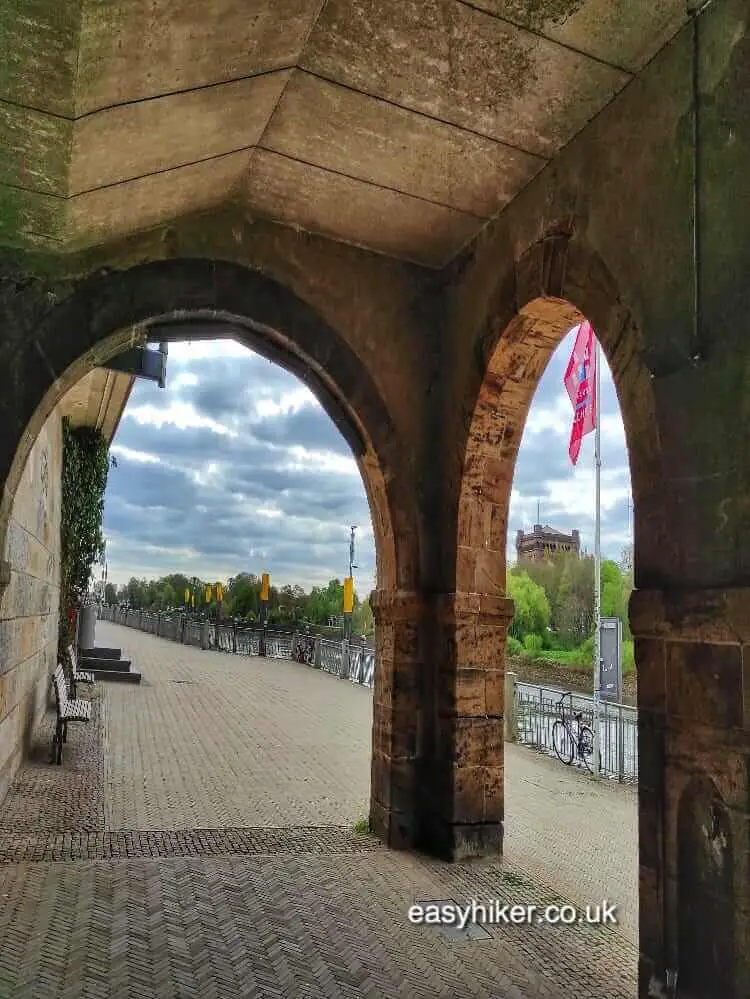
top-left (216, 583), bottom-right (223, 601)
top-left (205, 585), bottom-right (212, 603)
top-left (343, 576), bottom-right (354, 614)
top-left (184, 589), bottom-right (189, 604)
top-left (191, 594), bottom-right (195, 607)
top-left (261, 573), bottom-right (270, 602)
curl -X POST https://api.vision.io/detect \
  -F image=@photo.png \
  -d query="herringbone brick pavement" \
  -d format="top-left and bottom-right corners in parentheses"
top-left (97, 621), bottom-right (371, 830)
top-left (0, 622), bottom-right (638, 997)
top-left (0, 853), bottom-right (635, 999)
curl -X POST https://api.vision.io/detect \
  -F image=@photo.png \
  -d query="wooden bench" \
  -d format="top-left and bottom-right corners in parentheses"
top-left (68, 644), bottom-right (95, 699)
top-left (51, 664), bottom-right (91, 765)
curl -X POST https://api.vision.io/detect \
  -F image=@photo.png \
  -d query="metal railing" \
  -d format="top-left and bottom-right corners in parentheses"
top-left (514, 680), bottom-right (637, 783)
top-left (97, 606), bottom-right (376, 690)
top-left (98, 608), bottom-right (638, 782)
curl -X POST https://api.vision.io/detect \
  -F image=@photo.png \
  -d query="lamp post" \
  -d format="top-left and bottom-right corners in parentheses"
top-left (260, 572), bottom-right (270, 656)
top-left (348, 525), bottom-right (358, 579)
top-left (344, 526), bottom-right (358, 641)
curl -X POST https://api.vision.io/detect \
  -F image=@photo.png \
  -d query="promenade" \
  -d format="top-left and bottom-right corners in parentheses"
top-left (0, 621), bottom-right (638, 998)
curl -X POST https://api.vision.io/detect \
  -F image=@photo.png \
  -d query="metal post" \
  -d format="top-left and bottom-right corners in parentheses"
top-left (538, 686), bottom-right (543, 748)
top-left (348, 526), bottom-right (358, 579)
top-left (342, 636), bottom-right (350, 678)
top-left (504, 671), bottom-right (518, 743)
top-left (260, 602), bottom-right (268, 656)
top-left (593, 339), bottom-right (603, 776)
top-left (260, 573), bottom-right (269, 657)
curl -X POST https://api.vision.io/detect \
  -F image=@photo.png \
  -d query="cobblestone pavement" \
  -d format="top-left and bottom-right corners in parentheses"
top-left (0, 622), bottom-right (638, 998)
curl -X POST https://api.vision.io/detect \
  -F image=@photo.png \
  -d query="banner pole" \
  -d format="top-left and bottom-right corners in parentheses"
top-left (593, 338), bottom-right (603, 776)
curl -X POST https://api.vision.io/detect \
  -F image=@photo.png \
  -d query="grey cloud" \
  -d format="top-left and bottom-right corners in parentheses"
top-left (106, 460), bottom-right (199, 512)
top-left (105, 335), bottom-right (630, 588)
top-left (512, 437), bottom-right (572, 497)
top-left (251, 405), bottom-right (353, 457)
top-left (105, 361), bottom-right (375, 590)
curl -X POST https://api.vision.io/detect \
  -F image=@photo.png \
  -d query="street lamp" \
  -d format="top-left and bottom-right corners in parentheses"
top-left (343, 526), bottom-right (359, 641)
top-left (349, 525), bottom-right (358, 578)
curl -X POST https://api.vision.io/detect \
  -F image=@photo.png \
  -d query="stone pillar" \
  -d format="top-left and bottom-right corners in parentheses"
top-left (369, 589), bottom-right (425, 850)
top-left (631, 587), bottom-right (750, 999)
top-left (420, 591), bottom-right (514, 861)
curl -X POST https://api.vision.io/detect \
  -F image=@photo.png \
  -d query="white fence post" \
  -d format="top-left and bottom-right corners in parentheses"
top-left (504, 671), bottom-right (518, 743)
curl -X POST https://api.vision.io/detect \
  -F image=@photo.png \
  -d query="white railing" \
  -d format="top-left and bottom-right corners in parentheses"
top-left (97, 606), bottom-right (375, 690)
top-left (513, 680), bottom-right (638, 783)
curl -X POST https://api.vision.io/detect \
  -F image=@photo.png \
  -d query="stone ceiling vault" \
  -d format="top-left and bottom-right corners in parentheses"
top-left (1, 0), bottom-right (688, 267)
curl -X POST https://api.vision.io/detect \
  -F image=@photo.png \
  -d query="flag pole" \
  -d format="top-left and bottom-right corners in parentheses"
top-left (592, 339), bottom-right (602, 776)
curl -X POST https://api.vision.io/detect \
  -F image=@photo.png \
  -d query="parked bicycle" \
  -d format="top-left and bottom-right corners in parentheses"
top-left (292, 633), bottom-right (315, 666)
top-left (552, 692), bottom-right (595, 773)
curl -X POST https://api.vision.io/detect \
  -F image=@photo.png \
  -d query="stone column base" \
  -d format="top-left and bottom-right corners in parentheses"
top-left (416, 591), bottom-right (514, 861)
top-left (631, 586), bottom-right (750, 999)
top-left (368, 589), bottom-right (426, 851)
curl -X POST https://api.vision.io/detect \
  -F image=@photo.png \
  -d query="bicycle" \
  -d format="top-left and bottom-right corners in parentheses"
top-left (292, 634), bottom-right (315, 666)
top-left (552, 692), bottom-right (595, 773)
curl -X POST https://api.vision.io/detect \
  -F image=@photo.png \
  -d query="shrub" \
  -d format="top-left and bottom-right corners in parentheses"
top-left (523, 634), bottom-right (543, 655)
top-left (506, 636), bottom-right (524, 656)
top-left (574, 635), bottom-right (594, 665)
top-left (623, 639), bottom-right (635, 672)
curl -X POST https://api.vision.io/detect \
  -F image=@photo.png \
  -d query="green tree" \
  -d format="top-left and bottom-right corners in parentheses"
top-left (302, 578), bottom-right (345, 625)
top-left (225, 573), bottom-right (260, 618)
top-left (507, 571), bottom-right (550, 640)
top-left (553, 556), bottom-right (594, 648)
top-left (352, 597), bottom-right (374, 637)
top-left (156, 581), bottom-right (176, 609)
top-left (104, 582), bottom-right (117, 604)
top-left (619, 546), bottom-right (634, 639)
top-left (601, 559), bottom-right (625, 619)
top-left (163, 574), bottom-right (192, 602)
top-left (125, 576), bottom-right (148, 608)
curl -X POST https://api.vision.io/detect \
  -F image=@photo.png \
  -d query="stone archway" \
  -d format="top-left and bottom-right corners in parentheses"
top-left (0, 256), bottom-right (427, 850)
top-left (0, 258), bottom-right (417, 595)
top-left (454, 238), bottom-right (661, 602)
top-left (421, 234), bottom-right (662, 864)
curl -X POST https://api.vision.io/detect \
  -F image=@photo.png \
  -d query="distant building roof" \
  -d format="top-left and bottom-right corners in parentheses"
top-left (515, 523), bottom-right (581, 560)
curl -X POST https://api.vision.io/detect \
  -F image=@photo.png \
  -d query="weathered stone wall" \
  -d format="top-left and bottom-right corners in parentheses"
top-left (431, 2), bottom-right (750, 995)
top-left (0, 215), bottom-right (434, 596)
top-left (0, 406), bottom-right (61, 801)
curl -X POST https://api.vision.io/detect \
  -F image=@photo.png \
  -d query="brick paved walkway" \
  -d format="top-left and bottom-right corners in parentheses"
top-left (0, 622), bottom-right (638, 998)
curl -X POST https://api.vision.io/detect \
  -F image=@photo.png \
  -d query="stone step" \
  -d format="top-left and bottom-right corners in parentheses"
top-left (90, 668), bottom-right (141, 684)
top-left (79, 657), bottom-right (132, 672)
top-left (80, 646), bottom-right (121, 659)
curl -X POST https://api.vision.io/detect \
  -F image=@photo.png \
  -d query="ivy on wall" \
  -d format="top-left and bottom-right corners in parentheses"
top-left (58, 418), bottom-right (116, 659)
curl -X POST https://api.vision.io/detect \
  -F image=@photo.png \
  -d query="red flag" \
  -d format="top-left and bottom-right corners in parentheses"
top-left (563, 321), bottom-right (597, 465)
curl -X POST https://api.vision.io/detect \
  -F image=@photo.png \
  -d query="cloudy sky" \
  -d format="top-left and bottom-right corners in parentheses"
top-left (101, 327), bottom-right (632, 594)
